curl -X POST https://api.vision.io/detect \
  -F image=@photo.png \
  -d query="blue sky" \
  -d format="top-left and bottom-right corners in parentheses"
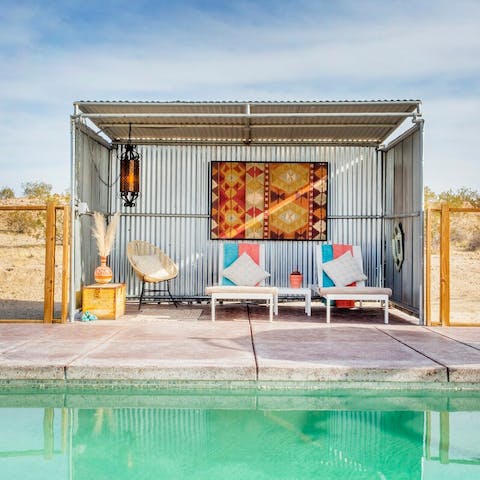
top-left (1, 0), bottom-right (479, 195)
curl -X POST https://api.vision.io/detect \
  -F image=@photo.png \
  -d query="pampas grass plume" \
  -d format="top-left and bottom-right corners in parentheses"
top-left (92, 212), bottom-right (120, 257)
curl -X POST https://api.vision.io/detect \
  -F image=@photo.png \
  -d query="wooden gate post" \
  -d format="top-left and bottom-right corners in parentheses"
top-left (43, 201), bottom-right (56, 323)
top-left (439, 203), bottom-right (450, 326)
top-left (61, 205), bottom-right (70, 323)
top-left (425, 208), bottom-right (432, 326)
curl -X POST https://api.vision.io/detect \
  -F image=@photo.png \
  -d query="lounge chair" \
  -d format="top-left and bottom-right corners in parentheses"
top-left (315, 244), bottom-right (392, 323)
top-left (205, 243), bottom-right (278, 322)
top-left (127, 240), bottom-right (179, 309)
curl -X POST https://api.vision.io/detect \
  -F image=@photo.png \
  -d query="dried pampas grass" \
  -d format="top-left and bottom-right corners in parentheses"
top-left (92, 212), bottom-right (120, 257)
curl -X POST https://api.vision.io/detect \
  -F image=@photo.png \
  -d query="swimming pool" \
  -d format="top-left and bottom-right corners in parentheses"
top-left (1, 389), bottom-right (479, 479)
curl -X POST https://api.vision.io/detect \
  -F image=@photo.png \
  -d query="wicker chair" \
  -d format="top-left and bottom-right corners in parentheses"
top-left (127, 240), bottom-right (179, 309)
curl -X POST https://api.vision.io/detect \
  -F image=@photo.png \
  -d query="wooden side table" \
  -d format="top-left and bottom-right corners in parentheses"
top-left (277, 287), bottom-right (312, 316)
top-left (82, 283), bottom-right (126, 320)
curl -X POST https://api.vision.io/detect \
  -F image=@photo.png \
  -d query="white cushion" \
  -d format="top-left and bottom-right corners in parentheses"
top-left (131, 254), bottom-right (169, 278)
top-left (206, 286), bottom-right (278, 295)
top-left (222, 253), bottom-right (270, 286)
top-left (319, 286), bottom-right (392, 296)
top-left (322, 251), bottom-right (367, 287)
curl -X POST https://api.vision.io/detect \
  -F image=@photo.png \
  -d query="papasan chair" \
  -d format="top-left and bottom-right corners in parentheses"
top-left (127, 240), bottom-right (179, 309)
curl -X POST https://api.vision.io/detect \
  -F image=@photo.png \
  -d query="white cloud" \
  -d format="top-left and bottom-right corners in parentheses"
top-left (0, 0), bottom-right (479, 194)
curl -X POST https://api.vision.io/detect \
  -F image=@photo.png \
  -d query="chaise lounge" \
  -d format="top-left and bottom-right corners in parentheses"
top-left (205, 243), bottom-right (278, 322)
top-left (316, 244), bottom-right (392, 323)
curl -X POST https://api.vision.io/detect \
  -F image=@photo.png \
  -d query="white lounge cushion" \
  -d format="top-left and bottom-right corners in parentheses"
top-left (322, 251), bottom-right (367, 287)
top-left (319, 286), bottom-right (392, 296)
top-left (222, 253), bottom-right (270, 286)
top-left (206, 286), bottom-right (278, 295)
top-left (131, 254), bottom-right (170, 278)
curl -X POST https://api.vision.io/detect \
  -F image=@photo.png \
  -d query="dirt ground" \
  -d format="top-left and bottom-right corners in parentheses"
top-left (0, 204), bottom-right (64, 320)
top-left (430, 250), bottom-right (480, 325)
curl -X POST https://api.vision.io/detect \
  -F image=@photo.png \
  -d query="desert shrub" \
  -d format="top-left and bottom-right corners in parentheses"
top-left (22, 181), bottom-right (52, 200)
top-left (438, 187), bottom-right (480, 209)
top-left (425, 186), bottom-right (480, 209)
top-left (0, 187), bottom-right (15, 199)
top-left (425, 186), bottom-right (480, 252)
top-left (4, 210), bottom-right (45, 237)
top-left (2, 181), bottom-right (68, 240)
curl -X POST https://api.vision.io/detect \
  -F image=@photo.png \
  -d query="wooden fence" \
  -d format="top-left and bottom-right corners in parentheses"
top-left (0, 202), bottom-right (70, 323)
top-left (425, 204), bottom-right (480, 326)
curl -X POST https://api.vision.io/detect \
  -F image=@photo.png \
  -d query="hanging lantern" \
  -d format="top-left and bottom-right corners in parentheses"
top-left (120, 124), bottom-right (140, 207)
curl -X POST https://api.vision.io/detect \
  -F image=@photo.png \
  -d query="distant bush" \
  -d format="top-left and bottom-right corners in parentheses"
top-left (425, 186), bottom-right (480, 209)
top-left (425, 186), bottom-right (480, 252)
top-left (5, 210), bottom-right (44, 237)
top-left (22, 181), bottom-right (52, 200)
top-left (0, 187), bottom-right (15, 199)
top-left (438, 187), bottom-right (480, 209)
top-left (1, 182), bottom-right (68, 241)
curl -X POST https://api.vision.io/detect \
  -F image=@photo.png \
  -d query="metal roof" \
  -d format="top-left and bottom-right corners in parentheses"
top-left (74, 100), bottom-right (422, 146)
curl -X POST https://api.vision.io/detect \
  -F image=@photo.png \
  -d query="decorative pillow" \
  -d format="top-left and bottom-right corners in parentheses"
top-left (131, 254), bottom-right (169, 278)
top-left (222, 253), bottom-right (270, 286)
top-left (322, 251), bottom-right (367, 287)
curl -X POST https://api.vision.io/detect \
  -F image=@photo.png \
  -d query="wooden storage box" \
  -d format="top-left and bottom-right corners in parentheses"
top-left (82, 283), bottom-right (126, 320)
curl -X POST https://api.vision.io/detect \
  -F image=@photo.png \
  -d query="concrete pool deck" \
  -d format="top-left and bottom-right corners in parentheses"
top-left (1, 303), bottom-right (479, 388)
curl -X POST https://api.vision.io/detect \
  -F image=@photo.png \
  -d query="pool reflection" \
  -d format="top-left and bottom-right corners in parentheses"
top-left (1, 393), bottom-right (479, 479)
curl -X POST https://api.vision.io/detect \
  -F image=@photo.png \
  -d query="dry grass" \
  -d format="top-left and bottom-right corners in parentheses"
top-left (91, 211), bottom-right (120, 257)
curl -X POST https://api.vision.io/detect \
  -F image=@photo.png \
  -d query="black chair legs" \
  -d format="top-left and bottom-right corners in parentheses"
top-left (166, 281), bottom-right (178, 308)
top-left (138, 280), bottom-right (146, 310)
top-left (138, 280), bottom-right (178, 309)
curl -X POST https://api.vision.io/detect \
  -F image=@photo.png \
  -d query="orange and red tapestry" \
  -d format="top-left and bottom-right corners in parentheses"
top-left (211, 161), bottom-right (328, 240)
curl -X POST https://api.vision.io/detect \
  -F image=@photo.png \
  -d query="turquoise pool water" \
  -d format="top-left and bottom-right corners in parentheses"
top-left (1, 389), bottom-right (479, 479)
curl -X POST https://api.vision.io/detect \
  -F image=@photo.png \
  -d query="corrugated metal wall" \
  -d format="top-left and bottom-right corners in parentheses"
top-left (94, 144), bottom-right (385, 299)
top-left (74, 127), bottom-right (112, 289)
top-left (383, 127), bottom-right (423, 316)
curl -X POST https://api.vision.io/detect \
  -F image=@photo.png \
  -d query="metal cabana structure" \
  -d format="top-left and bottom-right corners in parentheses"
top-left (70, 100), bottom-right (424, 322)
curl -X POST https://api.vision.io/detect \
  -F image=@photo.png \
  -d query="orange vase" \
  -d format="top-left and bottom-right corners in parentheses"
top-left (289, 273), bottom-right (303, 288)
top-left (94, 256), bottom-right (113, 284)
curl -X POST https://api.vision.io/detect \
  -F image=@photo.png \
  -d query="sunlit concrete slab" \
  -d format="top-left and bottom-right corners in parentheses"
top-left (378, 325), bottom-right (480, 382)
top-left (107, 320), bottom-right (251, 342)
top-left (251, 322), bottom-right (447, 382)
top-left (428, 327), bottom-right (480, 350)
top-left (0, 337), bottom-right (33, 354)
top-left (1, 304), bottom-right (480, 386)
top-left (0, 332), bottom-right (115, 380)
top-left (66, 319), bottom-right (256, 381)
top-left (0, 324), bottom-right (47, 354)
